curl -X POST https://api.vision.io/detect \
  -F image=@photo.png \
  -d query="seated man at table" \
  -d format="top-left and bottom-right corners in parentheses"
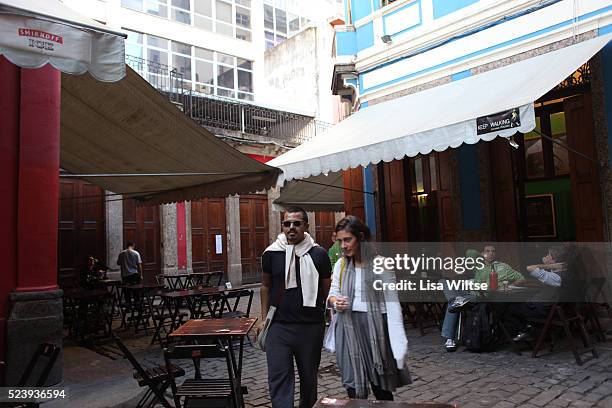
top-left (117, 241), bottom-right (143, 284)
top-left (441, 244), bottom-right (523, 351)
top-left (502, 245), bottom-right (571, 342)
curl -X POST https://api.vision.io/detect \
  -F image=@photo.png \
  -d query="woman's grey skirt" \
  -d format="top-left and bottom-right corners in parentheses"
top-left (335, 311), bottom-right (411, 392)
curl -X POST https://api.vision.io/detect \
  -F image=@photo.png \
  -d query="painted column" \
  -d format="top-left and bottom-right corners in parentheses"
top-left (185, 201), bottom-right (193, 273)
top-left (177, 202), bottom-right (188, 272)
top-left (0, 58), bottom-right (63, 385)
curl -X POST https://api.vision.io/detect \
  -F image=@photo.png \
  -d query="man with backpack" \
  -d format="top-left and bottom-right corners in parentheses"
top-left (441, 245), bottom-right (523, 352)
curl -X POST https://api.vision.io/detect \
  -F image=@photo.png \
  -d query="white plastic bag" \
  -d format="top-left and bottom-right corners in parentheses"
top-left (323, 312), bottom-right (337, 353)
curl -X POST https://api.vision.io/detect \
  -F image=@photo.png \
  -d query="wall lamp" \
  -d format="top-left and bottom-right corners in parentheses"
top-left (381, 35), bottom-right (392, 44)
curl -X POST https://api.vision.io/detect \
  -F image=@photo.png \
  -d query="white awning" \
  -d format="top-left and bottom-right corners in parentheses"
top-left (269, 34), bottom-right (612, 184)
top-left (274, 172), bottom-right (344, 212)
top-left (0, 0), bottom-right (126, 82)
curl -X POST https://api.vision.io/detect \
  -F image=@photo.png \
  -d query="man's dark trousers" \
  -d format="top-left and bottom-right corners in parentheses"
top-left (266, 321), bottom-right (325, 408)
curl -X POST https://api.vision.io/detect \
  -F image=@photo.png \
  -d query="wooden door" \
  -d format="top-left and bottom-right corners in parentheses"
top-left (315, 212), bottom-right (337, 250)
top-left (382, 160), bottom-right (409, 242)
top-left (343, 167), bottom-right (365, 220)
top-left (490, 138), bottom-right (520, 241)
top-left (58, 180), bottom-right (105, 288)
top-left (240, 195), bottom-right (269, 284)
top-left (436, 151), bottom-right (456, 242)
top-left (565, 93), bottom-right (604, 241)
top-left (123, 200), bottom-right (161, 282)
top-left (191, 198), bottom-right (227, 274)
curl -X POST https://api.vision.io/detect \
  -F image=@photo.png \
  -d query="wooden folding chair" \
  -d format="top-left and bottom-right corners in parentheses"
top-left (114, 334), bottom-right (184, 408)
top-left (164, 343), bottom-right (240, 408)
top-left (18, 343), bottom-right (60, 387)
top-left (530, 302), bottom-right (598, 365)
top-left (218, 289), bottom-right (254, 319)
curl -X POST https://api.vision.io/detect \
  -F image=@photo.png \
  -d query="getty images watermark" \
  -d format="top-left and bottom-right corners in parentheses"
top-left (356, 242), bottom-right (612, 303)
top-left (372, 254), bottom-right (489, 291)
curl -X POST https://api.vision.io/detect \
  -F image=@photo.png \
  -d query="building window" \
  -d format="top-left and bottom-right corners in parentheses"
top-left (124, 30), bottom-right (253, 100)
top-left (194, 0), bottom-right (213, 30)
top-left (263, 1), bottom-right (312, 49)
top-left (171, 41), bottom-right (192, 90)
top-left (124, 29), bottom-right (143, 59)
top-left (523, 104), bottom-right (570, 180)
top-left (122, 0), bottom-right (252, 42)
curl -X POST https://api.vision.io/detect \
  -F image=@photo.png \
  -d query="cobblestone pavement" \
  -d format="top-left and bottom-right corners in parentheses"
top-left (55, 288), bottom-right (612, 408)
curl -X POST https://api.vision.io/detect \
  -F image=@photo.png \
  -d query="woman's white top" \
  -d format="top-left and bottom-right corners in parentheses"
top-left (327, 258), bottom-right (408, 368)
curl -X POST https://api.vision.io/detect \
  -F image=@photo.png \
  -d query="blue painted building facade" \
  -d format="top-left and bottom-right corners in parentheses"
top-left (332, 0), bottom-right (612, 242)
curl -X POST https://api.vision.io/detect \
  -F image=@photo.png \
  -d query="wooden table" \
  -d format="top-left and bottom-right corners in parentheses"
top-left (169, 317), bottom-right (257, 407)
top-left (151, 287), bottom-right (223, 344)
top-left (64, 288), bottom-right (113, 340)
top-left (314, 398), bottom-right (457, 407)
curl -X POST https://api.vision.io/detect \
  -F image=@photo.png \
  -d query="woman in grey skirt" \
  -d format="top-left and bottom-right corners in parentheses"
top-left (327, 216), bottom-right (411, 400)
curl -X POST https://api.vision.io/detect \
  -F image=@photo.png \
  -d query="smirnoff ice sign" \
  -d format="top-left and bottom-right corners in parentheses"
top-left (18, 28), bottom-right (64, 50)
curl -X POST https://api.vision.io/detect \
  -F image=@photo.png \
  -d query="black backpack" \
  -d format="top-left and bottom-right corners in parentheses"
top-left (461, 303), bottom-right (497, 352)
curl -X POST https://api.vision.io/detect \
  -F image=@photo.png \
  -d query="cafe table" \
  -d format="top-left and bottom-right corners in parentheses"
top-left (151, 286), bottom-right (225, 344)
top-left (314, 398), bottom-right (457, 407)
top-left (169, 317), bottom-right (257, 407)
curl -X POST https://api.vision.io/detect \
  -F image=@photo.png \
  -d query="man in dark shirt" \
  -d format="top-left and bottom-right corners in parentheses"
top-left (258, 207), bottom-right (332, 408)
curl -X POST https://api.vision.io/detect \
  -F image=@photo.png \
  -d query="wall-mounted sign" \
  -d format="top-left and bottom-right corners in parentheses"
top-left (477, 108), bottom-right (521, 135)
top-left (215, 234), bottom-right (223, 254)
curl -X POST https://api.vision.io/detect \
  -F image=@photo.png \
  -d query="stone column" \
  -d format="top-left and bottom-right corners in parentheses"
top-left (268, 187), bottom-right (281, 243)
top-left (307, 211), bottom-right (316, 238)
top-left (105, 192), bottom-right (123, 281)
top-left (161, 203), bottom-right (178, 275)
top-left (226, 195), bottom-right (242, 286)
top-left (334, 212), bottom-right (345, 224)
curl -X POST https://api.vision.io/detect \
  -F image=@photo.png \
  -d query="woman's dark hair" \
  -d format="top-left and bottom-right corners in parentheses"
top-left (335, 216), bottom-right (375, 262)
top-left (335, 215), bottom-right (371, 241)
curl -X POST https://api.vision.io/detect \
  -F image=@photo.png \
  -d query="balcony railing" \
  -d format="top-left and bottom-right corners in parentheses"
top-left (183, 91), bottom-right (331, 145)
top-left (126, 55), bottom-right (331, 146)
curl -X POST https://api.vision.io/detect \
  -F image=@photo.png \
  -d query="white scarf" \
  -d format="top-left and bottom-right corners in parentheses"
top-left (264, 232), bottom-right (319, 307)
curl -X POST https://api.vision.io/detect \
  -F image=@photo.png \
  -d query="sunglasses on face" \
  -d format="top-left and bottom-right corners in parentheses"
top-left (282, 220), bottom-right (304, 228)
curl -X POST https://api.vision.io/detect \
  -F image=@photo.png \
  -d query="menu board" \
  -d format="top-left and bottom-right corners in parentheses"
top-left (526, 194), bottom-right (557, 238)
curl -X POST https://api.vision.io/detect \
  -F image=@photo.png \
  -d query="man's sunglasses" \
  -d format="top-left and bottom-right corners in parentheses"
top-left (282, 220), bottom-right (304, 228)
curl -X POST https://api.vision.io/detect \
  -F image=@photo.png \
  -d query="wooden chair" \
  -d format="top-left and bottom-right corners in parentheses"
top-left (164, 343), bottom-right (239, 408)
top-left (530, 302), bottom-right (598, 365)
top-left (18, 343), bottom-right (60, 387)
top-left (114, 334), bottom-right (184, 408)
top-left (580, 277), bottom-right (610, 342)
top-left (218, 289), bottom-right (254, 319)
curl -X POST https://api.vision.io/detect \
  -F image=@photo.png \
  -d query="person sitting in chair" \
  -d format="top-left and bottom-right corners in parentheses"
top-left (503, 245), bottom-right (570, 342)
top-left (441, 244), bottom-right (523, 351)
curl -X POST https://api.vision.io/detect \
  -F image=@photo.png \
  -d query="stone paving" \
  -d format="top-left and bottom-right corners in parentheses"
top-left (51, 288), bottom-right (612, 407)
